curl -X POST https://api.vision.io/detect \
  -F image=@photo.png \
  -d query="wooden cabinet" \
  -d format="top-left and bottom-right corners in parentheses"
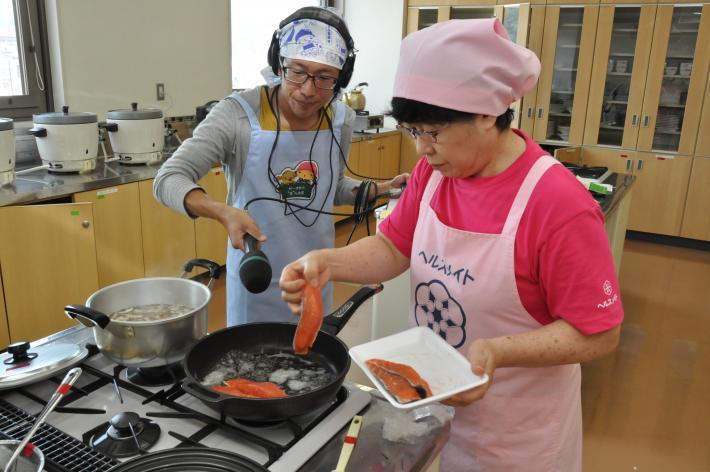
top-left (533, 5), bottom-right (599, 145)
top-left (0, 203), bottom-right (99, 342)
top-left (581, 147), bottom-right (692, 236)
top-left (195, 167), bottom-right (228, 266)
top-left (333, 134), bottom-right (402, 223)
top-left (680, 157), bottom-right (710, 240)
top-left (0, 272), bottom-right (9, 348)
top-left (636, 4), bottom-right (710, 155)
top-left (406, 2), bottom-right (498, 36)
top-left (73, 183), bottom-right (144, 287)
top-left (694, 73), bottom-right (710, 158)
top-left (627, 152), bottom-right (692, 235)
top-left (584, 5), bottom-right (657, 149)
top-left (138, 179), bottom-right (196, 277)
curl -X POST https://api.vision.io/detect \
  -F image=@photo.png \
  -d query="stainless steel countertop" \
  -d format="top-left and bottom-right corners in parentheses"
top-left (0, 128), bottom-right (403, 208)
top-left (0, 157), bottom-right (167, 207)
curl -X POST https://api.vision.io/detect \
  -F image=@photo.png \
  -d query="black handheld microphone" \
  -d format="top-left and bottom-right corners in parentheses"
top-left (239, 233), bottom-right (272, 294)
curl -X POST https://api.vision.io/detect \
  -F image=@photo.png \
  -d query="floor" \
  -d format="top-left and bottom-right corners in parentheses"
top-left (582, 239), bottom-right (710, 471)
top-left (333, 227), bottom-right (710, 471)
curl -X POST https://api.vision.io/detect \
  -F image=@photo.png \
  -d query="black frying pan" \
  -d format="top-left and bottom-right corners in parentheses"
top-left (182, 285), bottom-right (382, 421)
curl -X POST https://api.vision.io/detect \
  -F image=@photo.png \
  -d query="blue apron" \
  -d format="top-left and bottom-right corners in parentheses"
top-left (225, 92), bottom-right (344, 325)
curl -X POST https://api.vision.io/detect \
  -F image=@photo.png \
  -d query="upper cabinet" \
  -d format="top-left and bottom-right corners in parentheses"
top-left (584, 5), bottom-right (657, 149)
top-left (636, 4), bottom-right (710, 155)
top-left (533, 5), bottom-right (599, 145)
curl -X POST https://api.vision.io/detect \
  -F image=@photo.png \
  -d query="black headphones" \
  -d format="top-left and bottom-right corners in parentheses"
top-left (267, 7), bottom-right (356, 93)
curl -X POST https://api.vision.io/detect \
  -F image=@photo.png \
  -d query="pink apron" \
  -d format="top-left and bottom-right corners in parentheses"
top-left (409, 155), bottom-right (582, 471)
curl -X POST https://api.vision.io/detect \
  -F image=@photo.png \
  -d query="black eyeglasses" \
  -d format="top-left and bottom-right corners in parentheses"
top-left (396, 123), bottom-right (450, 143)
top-left (282, 67), bottom-right (339, 90)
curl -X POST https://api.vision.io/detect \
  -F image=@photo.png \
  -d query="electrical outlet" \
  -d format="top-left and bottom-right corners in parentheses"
top-left (156, 83), bottom-right (165, 101)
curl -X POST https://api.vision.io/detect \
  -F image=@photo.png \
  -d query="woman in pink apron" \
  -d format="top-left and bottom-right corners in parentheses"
top-left (280, 18), bottom-right (623, 471)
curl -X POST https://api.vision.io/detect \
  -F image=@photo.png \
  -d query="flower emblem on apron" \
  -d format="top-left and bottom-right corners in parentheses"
top-left (414, 279), bottom-right (466, 348)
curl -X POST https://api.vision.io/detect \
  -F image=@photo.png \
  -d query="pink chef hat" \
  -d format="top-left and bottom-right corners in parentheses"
top-left (393, 18), bottom-right (541, 117)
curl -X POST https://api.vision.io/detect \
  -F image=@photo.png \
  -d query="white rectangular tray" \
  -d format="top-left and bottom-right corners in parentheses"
top-left (349, 326), bottom-right (488, 409)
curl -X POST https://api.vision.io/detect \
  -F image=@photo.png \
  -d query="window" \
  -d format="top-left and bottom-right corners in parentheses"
top-left (230, 0), bottom-right (322, 90)
top-left (0, 0), bottom-right (50, 120)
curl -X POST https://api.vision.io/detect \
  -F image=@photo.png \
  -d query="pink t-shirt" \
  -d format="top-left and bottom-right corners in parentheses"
top-left (380, 130), bottom-right (623, 335)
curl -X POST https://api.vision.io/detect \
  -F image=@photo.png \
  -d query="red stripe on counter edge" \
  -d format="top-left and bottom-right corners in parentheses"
top-left (344, 436), bottom-right (357, 444)
top-left (57, 384), bottom-right (71, 395)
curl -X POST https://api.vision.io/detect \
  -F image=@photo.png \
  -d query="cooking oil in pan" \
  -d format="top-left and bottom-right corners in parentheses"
top-left (202, 350), bottom-right (335, 396)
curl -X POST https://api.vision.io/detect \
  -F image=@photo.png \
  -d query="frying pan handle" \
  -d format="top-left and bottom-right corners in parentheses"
top-left (181, 381), bottom-right (228, 402)
top-left (321, 284), bottom-right (383, 335)
top-left (64, 304), bottom-right (111, 329)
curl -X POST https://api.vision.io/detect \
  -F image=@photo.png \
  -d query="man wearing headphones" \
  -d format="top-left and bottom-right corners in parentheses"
top-left (154, 6), bottom-right (406, 326)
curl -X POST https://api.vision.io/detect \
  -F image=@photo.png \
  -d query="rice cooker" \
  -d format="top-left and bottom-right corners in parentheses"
top-left (106, 102), bottom-right (164, 165)
top-left (0, 118), bottom-right (15, 186)
top-left (29, 106), bottom-right (98, 172)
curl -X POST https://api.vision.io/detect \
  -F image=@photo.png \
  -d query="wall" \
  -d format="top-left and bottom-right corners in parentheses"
top-left (342, 0), bottom-right (404, 123)
top-left (45, 0), bottom-right (232, 119)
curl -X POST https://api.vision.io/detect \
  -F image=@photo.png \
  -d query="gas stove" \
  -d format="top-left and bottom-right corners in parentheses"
top-left (0, 328), bottom-right (370, 472)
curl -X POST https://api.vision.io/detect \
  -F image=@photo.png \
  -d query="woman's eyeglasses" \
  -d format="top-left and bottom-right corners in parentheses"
top-left (282, 67), bottom-right (338, 90)
top-left (396, 123), bottom-right (450, 143)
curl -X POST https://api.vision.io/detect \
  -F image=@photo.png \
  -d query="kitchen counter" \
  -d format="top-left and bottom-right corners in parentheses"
top-left (597, 172), bottom-right (635, 215)
top-left (0, 157), bottom-right (166, 207)
top-left (0, 129), bottom-right (402, 208)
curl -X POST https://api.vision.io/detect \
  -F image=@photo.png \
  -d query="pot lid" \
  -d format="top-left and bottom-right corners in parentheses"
top-left (106, 447), bottom-right (268, 471)
top-left (0, 341), bottom-right (88, 390)
top-left (33, 106), bottom-right (98, 125)
top-left (0, 118), bottom-right (13, 131)
top-left (107, 102), bottom-right (163, 120)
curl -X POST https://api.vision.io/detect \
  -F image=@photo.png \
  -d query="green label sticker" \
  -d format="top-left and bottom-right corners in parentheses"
top-left (70, 210), bottom-right (80, 216)
top-left (98, 195), bottom-right (105, 200)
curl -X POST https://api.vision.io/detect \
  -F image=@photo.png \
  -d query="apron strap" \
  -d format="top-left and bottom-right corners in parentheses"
top-left (421, 170), bottom-right (443, 207)
top-left (226, 93), bottom-right (260, 130)
top-left (502, 155), bottom-right (559, 237)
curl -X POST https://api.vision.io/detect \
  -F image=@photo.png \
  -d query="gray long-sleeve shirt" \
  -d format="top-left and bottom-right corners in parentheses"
top-left (153, 86), bottom-right (360, 217)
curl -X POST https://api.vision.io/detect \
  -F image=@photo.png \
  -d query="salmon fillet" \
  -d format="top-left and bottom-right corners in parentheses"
top-left (293, 283), bottom-right (323, 355)
top-left (365, 358), bottom-right (432, 404)
top-left (212, 378), bottom-right (288, 398)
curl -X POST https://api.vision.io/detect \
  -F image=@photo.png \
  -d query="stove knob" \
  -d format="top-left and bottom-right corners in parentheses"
top-left (110, 411), bottom-right (141, 430)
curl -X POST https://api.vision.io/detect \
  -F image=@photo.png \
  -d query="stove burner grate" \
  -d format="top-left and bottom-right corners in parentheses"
top-left (118, 363), bottom-right (185, 387)
top-left (0, 399), bottom-right (117, 472)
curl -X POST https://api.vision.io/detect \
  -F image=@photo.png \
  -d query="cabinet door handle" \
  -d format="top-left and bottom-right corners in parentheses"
top-left (626, 159), bottom-right (632, 171)
top-left (537, 107), bottom-right (544, 119)
top-left (527, 107), bottom-right (533, 118)
top-left (631, 114), bottom-right (638, 128)
top-left (82, 220), bottom-right (91, 228)
top-left (642, 115), bottom-right (650, 128)
top-left (637, 159), bottom-right (643, 171)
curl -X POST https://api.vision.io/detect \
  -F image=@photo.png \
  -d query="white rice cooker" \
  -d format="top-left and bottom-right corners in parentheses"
top-left (0, 118), bottom-right (15, 186)
top-left (30, 106), bottom-right (98, 173)
top-left (106, 103), bottom-right (164, 165)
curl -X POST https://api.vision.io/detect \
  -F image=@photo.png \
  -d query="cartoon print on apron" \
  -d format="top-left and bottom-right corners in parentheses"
top-left (225, 91), bottom-right (344, 326)
top-left (409, 155), bottom-right (582, 472)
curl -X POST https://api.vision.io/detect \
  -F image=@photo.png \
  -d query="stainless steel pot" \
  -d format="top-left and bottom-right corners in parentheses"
top-left (64, 259), bottom-right (221, 368)
top-left (0, 440), bottom-right (45, 472)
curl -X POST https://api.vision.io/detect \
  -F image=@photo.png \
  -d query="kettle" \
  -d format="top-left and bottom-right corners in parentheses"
top-left (343, 82), bottom-right (368, 112)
